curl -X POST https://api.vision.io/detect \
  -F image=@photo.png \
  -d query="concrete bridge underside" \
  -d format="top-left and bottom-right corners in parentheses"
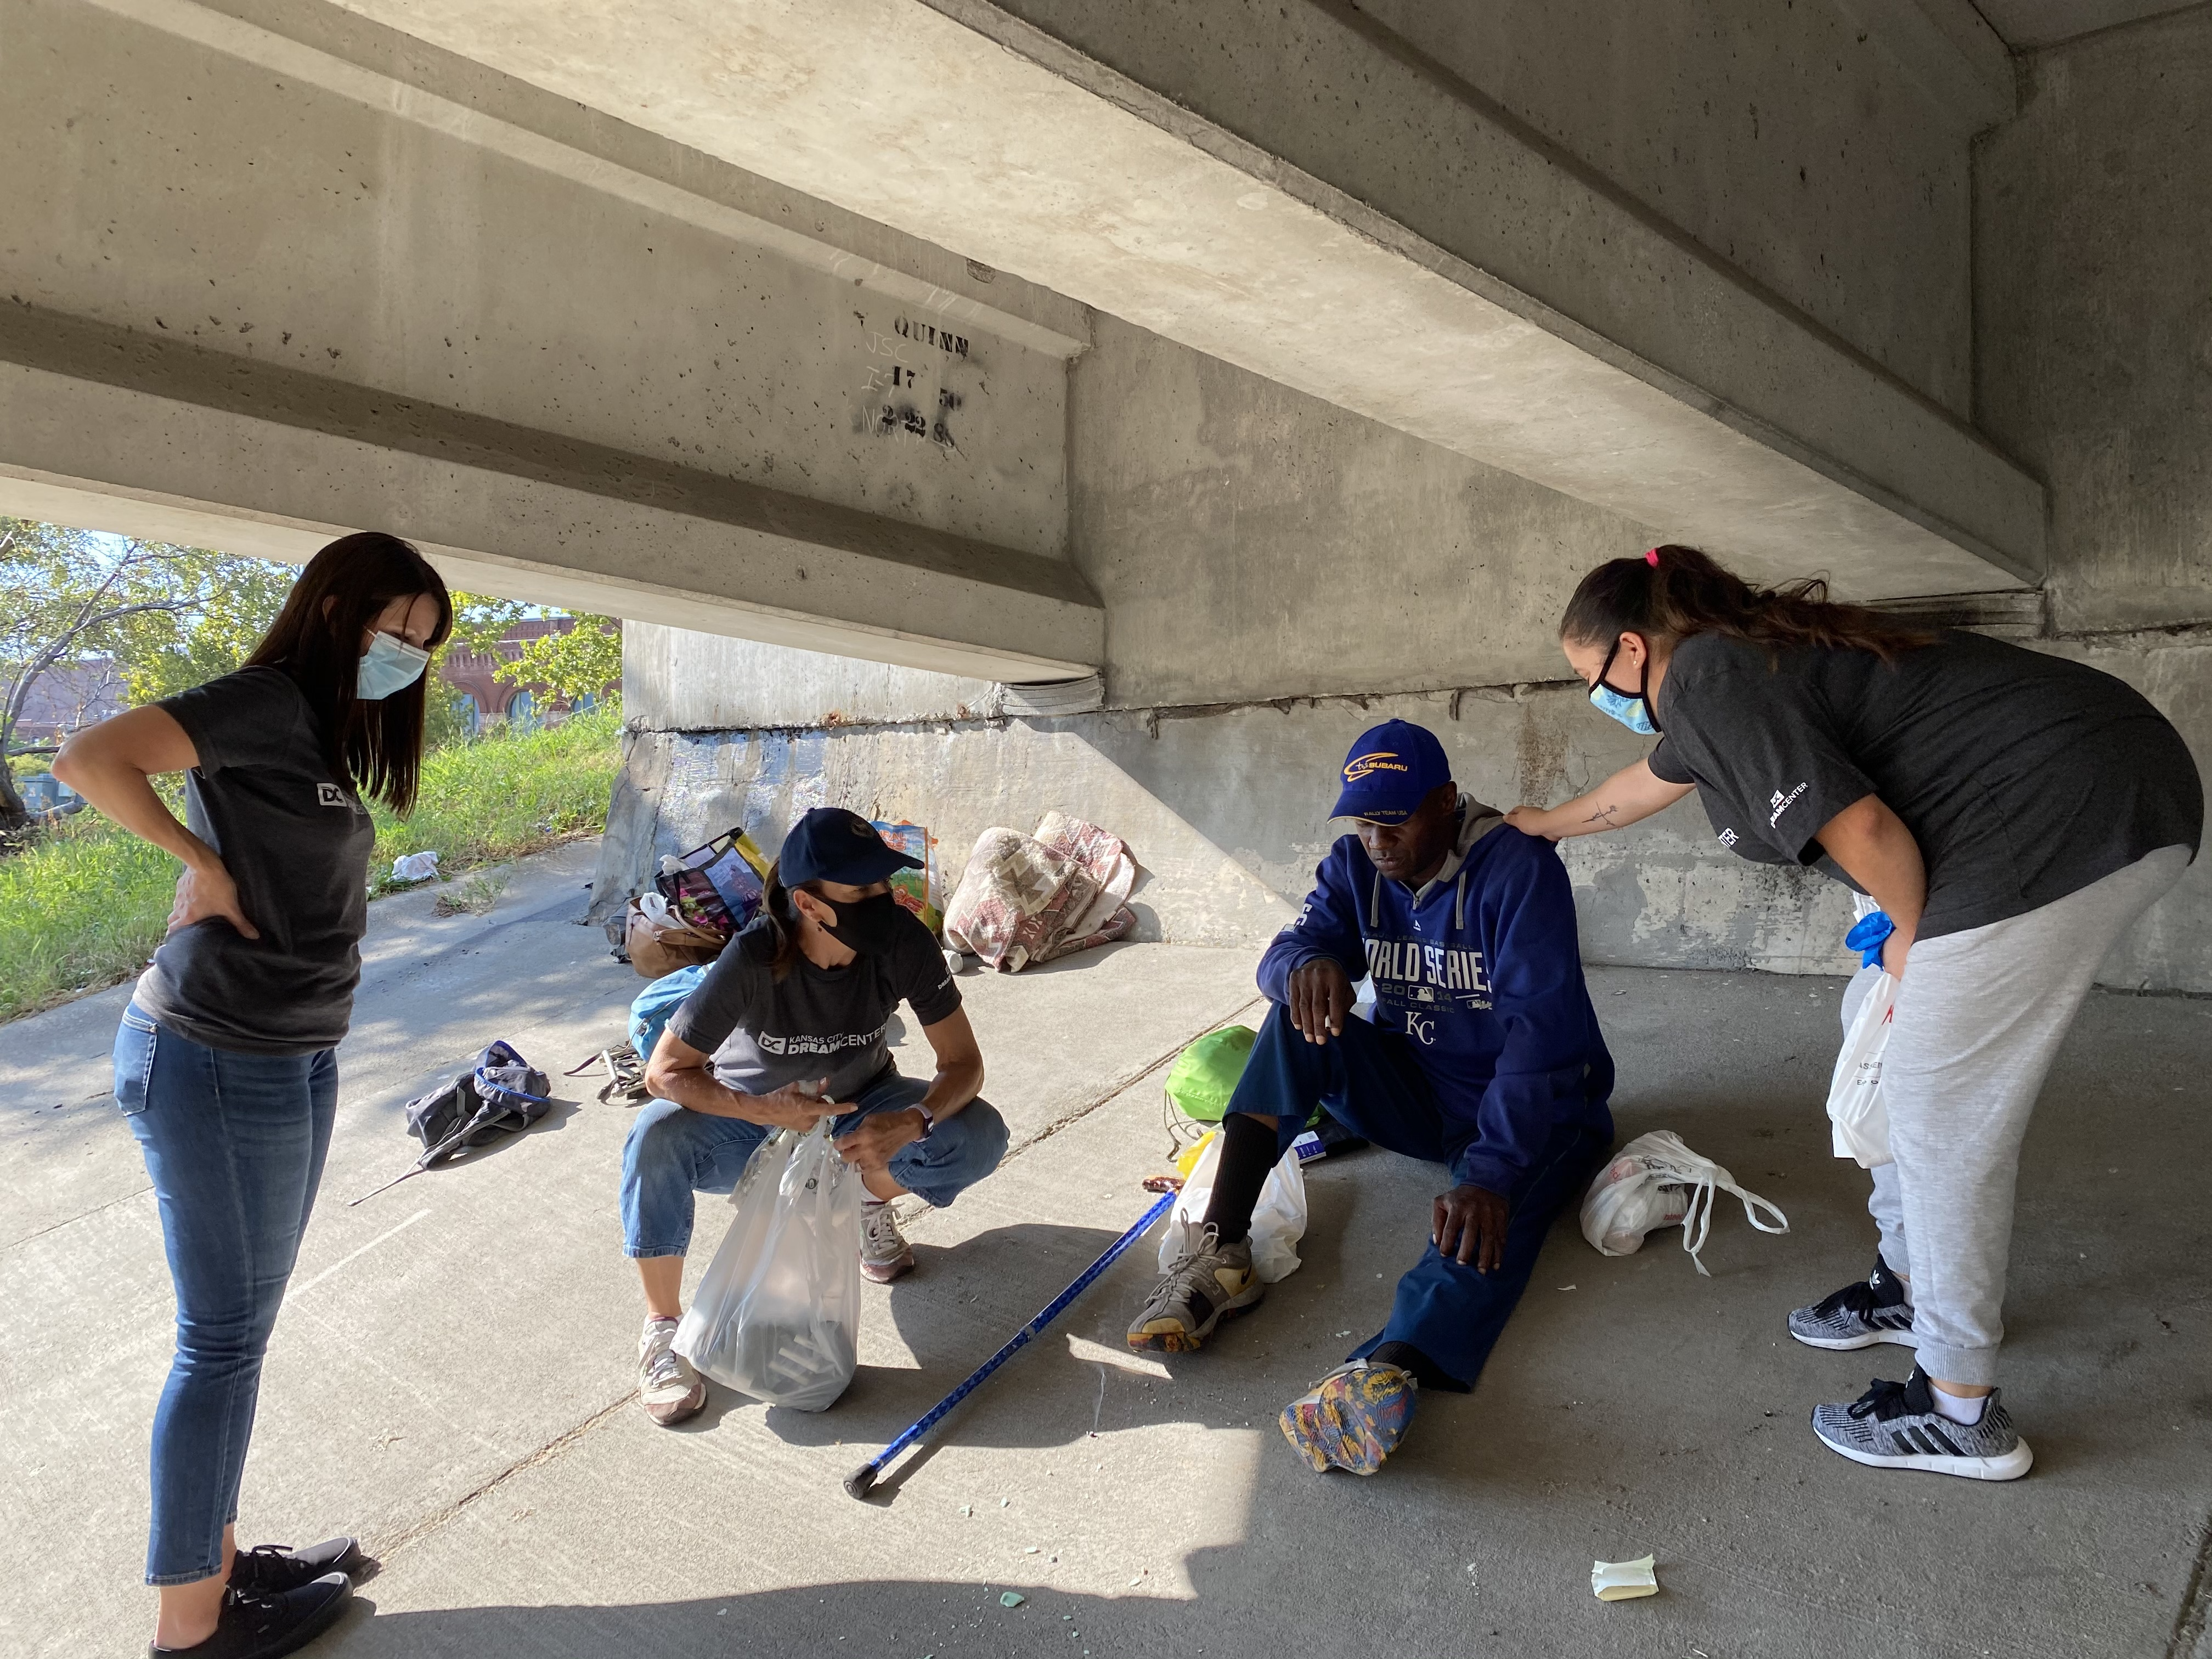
top-left (5, 0), bottom-right (2045, 685)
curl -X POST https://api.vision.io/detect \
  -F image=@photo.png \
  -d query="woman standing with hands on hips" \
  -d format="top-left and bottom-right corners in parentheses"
top-left (1506, 545), bottom-right (2200, 1482)
top-left (55, 534), bottom-right (452, 1656)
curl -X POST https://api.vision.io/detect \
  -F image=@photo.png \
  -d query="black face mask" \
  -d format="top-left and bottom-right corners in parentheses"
top-left (819, 891), bottom-right (910, 957)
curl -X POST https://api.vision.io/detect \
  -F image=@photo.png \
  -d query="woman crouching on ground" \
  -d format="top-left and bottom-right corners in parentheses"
top-left (622, 806), bottom-right (1010, 1426)
top-left (1505, 544), bottom-right (2199, 1482)
top-left (56, 533), bottom-right (451, 1656)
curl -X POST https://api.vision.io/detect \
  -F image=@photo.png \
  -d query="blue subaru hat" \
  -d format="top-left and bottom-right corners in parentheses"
top-left (778, 807), bottom-right (924, 887)
top-left (1330, 719), bottom-right (1451, 824)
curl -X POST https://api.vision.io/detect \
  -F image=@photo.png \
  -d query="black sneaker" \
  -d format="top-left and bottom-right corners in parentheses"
top-left (228, 1539), bottom-right (365, 1597)
top-left (1787, 1253), bottom-right (1918, 1350)
top-left (1810, 1368), bottom-right (2033, 1481)
top-left (150, 1572), bottom-right (353, 1657)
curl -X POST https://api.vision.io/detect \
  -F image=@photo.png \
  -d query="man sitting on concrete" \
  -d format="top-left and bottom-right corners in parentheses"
top-left (623, 808), bottom-right (1009, 1426)
top-left (1127, 720), bottom-right (1615, 1474)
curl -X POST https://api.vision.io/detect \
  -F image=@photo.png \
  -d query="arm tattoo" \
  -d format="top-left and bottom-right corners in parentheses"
top-left (1582, 803), bottom-right (1622, 827)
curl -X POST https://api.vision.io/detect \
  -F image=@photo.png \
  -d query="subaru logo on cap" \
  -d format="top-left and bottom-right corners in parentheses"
top-left (1343, 751), bottom-right (1409, 783)
top-left (1330, 719), bottom-right (1449, 825)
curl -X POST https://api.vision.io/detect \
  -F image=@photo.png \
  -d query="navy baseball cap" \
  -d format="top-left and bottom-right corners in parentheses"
top-left (778, 807), bottom-right (924, 887)
top-left (1330, 720), bottom-right (1451, 824)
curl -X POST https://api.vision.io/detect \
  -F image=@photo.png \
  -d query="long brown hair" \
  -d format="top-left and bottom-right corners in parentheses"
top-left (1560, 544), bottom-right (1938, 663)
top-left (759, 861), bottom-right (825, 981)
top-left (246, 532), bottom-right (453, 812)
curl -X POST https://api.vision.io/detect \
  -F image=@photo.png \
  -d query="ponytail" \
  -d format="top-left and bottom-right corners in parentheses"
top-left (1560, 544), bottom-right (1938, 663)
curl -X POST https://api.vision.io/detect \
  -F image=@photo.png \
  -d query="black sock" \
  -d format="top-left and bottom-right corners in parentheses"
top-left (1370, 1340), bottom-right (1453, 1391)
top-left (1200, 1113), bottom-right (1281, 1245)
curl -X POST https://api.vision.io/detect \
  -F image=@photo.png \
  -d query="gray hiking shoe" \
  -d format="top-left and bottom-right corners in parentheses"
top-left (1127, 1223), bottom-right (1263, 1353)
top-left (1788, 1254), bottom-right (1919, 1351)
top-left (637, 1316), bottom-right (707, 1427)
top-left (1811, 1368), bottom-right (2032, 1481)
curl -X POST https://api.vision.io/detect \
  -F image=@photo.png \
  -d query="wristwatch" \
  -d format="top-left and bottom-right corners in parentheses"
top-left (912, 1104), bottom-right (935, 1139)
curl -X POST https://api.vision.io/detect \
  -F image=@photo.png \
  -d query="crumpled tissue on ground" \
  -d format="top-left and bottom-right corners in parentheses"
top-left (1591, 1555), bottom-right (1659, 1600)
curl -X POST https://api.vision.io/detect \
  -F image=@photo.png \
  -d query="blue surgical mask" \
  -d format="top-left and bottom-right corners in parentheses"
top-left (1587, 636), bottom-right (1660, 735)
top-left (1589, 681), bottom-right (1656, 735)
top-left (357, 631), bottom-right (431, 701)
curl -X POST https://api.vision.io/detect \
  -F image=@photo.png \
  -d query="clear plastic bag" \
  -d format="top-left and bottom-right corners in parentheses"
top-left (1158, 1130), bottom-right (1308, 1283)
top-left (1826, 965), bottom-right (1897, 1169)
top-left (674, 1120), bottom-right (862, 1411)
top-left (1578, 1130), bottom-right (1788, 1276)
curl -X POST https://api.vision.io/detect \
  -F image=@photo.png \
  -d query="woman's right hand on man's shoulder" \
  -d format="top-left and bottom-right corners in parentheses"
top-left (168, 860), bottom-right (260, 939)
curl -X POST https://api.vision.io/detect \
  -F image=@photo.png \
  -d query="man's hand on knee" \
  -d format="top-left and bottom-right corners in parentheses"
top-left (1432, 1183), bottom-right (1510, 1272)
top-left (1286, 959), bottom-right (1355, 1045)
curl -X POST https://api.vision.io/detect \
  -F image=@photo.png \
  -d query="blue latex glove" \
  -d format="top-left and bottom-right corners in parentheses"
top-left (1844, 910), bottom-right (1894, 969)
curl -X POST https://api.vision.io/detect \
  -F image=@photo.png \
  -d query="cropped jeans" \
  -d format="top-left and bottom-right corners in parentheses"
top-left (621, 1066), bottom-right (1008, 1259)
top-left (114, 1004), bottom-right (338, 1585)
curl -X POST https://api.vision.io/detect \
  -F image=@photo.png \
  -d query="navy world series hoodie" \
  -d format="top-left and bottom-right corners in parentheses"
top-left (1257, 803), bottom-right (1615, 1199)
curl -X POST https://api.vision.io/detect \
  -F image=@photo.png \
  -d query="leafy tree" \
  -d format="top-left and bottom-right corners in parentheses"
top-left (441, 593), bottom-right (622, 730)
top-left (115, 557), bottom-right (296, 706)
top-left (3, 523), bottom-right (626, 831)
top-left (498, 614), bottom-right (622, 705)
top-left (0, 520), bottom-right (281, 829)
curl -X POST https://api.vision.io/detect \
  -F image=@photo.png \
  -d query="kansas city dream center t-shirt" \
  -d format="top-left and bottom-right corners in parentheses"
top-left (134, 667), bottom-right (378, 1055)
top-left (1646, 630), bottom-right (2202, 939)
top-left (667, 910), bottom-right (962, 1102)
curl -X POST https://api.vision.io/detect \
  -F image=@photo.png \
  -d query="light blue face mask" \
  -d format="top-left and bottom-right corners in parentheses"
top-left (1589, 680), bottom-right (1657, 736)
top-left (1587, 635), bottom-right (1660, 735)
top-left (357, 631), bottom-right (431, 701)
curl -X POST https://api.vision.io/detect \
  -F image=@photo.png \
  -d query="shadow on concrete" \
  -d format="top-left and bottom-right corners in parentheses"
top-left (965, 938), bottom-right (1143, 979)
top-left (326, 1577), bottom-right (1232, 1659)
top-left (680, 1222), bottom-right (1132, 1455)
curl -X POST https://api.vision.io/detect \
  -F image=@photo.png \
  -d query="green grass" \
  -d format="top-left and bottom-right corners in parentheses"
top-left (0, 706), bottom-right (621, 1025)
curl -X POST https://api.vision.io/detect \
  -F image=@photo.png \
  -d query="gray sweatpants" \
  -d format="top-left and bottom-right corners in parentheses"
top-left (1845, 845), bottom-right (2190, 1386)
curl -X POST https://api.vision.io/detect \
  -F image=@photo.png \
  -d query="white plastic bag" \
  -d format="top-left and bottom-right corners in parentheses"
top-left (1826, 966), bottom-right (1897, 1168)
top-left (1158, 1132), bottom-right (1308, 1283)
top-left (1579, 1130), bottom-right (1788, 1276)
top-left (674, 1120), bottom-right (862, 1411)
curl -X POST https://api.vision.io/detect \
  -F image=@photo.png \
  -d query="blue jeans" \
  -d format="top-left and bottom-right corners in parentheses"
top-left (1228, 1005), bottom-right (1610, 1390)
top-left (114, 1004), bottom-right (338, 1585)
top-left (620, 1067), bottom-right (1009, 1258)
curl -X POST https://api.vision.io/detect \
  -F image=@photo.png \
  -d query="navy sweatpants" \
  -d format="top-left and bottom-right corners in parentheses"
top-left (1225, 1003), bottom-right (1607, 1391)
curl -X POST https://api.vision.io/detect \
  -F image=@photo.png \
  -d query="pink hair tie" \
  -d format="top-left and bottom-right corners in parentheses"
top-left (1645, 548), bottom-right (1661, 567)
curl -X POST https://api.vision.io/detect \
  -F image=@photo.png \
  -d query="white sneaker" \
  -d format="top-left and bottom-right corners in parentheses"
top-left (637, 1316), bottom-right (707, 1426)
top-left (861, 1199), bottom-right (916, 1283)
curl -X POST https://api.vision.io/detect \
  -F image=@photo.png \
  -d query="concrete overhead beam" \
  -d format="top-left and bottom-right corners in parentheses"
top-left (332, 0), bottom-right (2046, 597)
top-left (0, 309), bottom-right (1102, 682)
top-left (5, 0), bottom-right (1102, 680)
top-left (1829, 0), bottom-right (2019, 132)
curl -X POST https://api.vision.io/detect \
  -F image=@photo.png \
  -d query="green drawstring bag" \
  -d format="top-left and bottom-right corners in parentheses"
top-left (1164, 1026), bottom-right (1257, 1123)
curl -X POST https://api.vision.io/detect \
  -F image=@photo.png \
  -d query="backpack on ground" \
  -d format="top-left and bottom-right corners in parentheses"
top-left (403, 1041), bottom-right (555, 1167)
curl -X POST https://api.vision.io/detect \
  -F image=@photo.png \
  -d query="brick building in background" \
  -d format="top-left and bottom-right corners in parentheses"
top-left (9, 657), bottom-right (127, 748)
top-left (438, 616), bottom-right (606, 734)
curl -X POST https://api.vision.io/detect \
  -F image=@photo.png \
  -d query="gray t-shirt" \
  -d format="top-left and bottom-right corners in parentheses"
top-left (667, 912), bottom-right (962, 1102)
top-left (1647, 630), bottom-right (2203, 939)
top-left (134, 667), bottom-right (376, 1054)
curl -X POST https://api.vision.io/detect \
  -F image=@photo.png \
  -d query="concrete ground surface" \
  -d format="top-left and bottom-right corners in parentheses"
top-left (4, 839), bottom-right (2210, 1658)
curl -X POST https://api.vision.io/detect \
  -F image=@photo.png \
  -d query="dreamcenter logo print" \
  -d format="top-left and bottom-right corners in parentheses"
top-left (1343, 752), bottom-right (1408, 783)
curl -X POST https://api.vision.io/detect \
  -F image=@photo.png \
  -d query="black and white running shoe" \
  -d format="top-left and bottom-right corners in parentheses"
top-left (1788, 1253), bottom-right (1918, 1350)
top-left (1810, 1368), bottom-right (2033, 1481)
